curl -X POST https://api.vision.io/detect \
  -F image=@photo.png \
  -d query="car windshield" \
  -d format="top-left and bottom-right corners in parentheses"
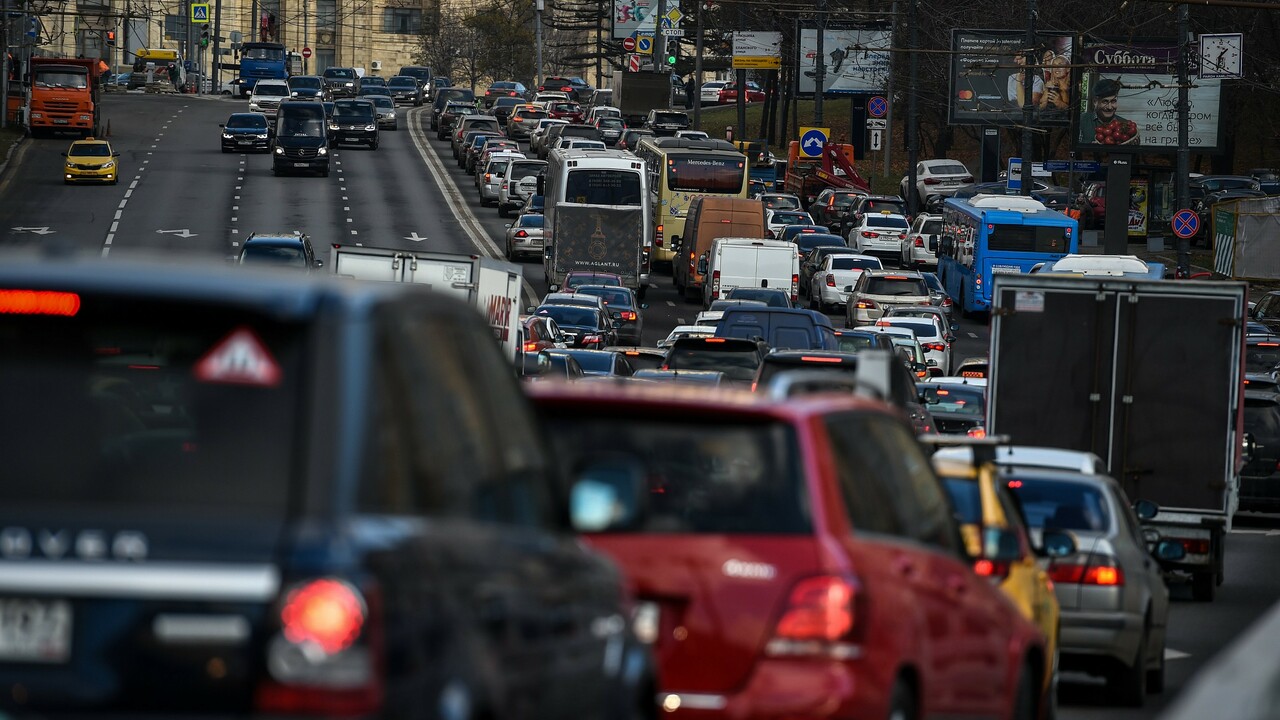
top-left (334, 100), bottom-right (374, 119)
top-left (921, 385), bottom-right (984, 415)
top-left (598, 118), bottom-right (624, 129)
top-left (389, 77), bottom-right (416, 87)
top-left (653, 112), bottom-right (687, 124)
top-left (255, 84), bottom-right (288, 97)
top-left (543, 417), bottom-right (807, 534)
top-left (35, 70), bottom-right (89, 89)
top-left (665, 346), bottom-right (761, 382)
top-left (243, 46), bottom-right (285, 61)
top-left (1007, 478), bottom-right (1111, 533)
top-left (324, 68), bottom-right (355, 79)
top-left (537, 306), bottom-right (601, 327)
top-left (0, 298), bottom-right (302, 514)
top-left (240, 244), bottom-right (306, 267)
top-left (725, 288), bottom-right (789, 307)
top-left (68, 144), bottom-right (111, 157)
top-left (834, 333), bottom-right (877, 352)
top-left (372, 97), bottom-right (394, 109)
top-left (225, 115), bottom-right (268, 129)
top-left (865, 277), bottom-right (928, 296)
top-left (830, 257), bottom-right (879, 270)
top-left (290, 77), bottom-right (322, 89)
top-left (575, 287), bottom-right (633, 307)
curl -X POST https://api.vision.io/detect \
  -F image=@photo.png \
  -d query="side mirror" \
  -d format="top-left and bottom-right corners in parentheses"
top-left (640, 303), bottom-right (649, 309)
top-left (218, 123), bottom-right (225, 128)
top-left (1039, 529), bottom-right (1076, 558)
top-left (1154, 540), bottom-right (1186, 562)
top-left (548, 283), bottom-right (559, 293)
top-left (951, 323), bottom-right (960, 332)
top-left (945, 334), bottom-right (957, 343)
top-left (504, 223), bottom-right (512, 229)
top-left (526, 305), bottom-right (536, 313)
top-left (569, 459), bottom-right (645, 532)
top-left (1133, 499), bottom-right (1159, 520)
top-left (982, 526), bottom-right (1023, 563)
top-left (314, 259), bottom-right (324, 268)
top-left (60, 152), bottom-right (67, 156)
top-left (843, 285), bottom-right (855, 292)
top-left (913, 362), bottom-right (928, 375)
top-left (113, 152), bottom-right (120, 157)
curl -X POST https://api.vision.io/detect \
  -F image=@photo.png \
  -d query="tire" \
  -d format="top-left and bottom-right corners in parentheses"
top-left (1012, 662), bottom-right (1037, 720)
top-left (504, 241), bottom-right (513, 260)
top-left (321, 168), bottom-right (330, 178)
top-left (498, 205), bottom-right (510, 219)
top-left (886, 679), bottom-right (916, 720)
top-left (1192, 572), bottom-right (1216, 601)
top-left (1109, 624), bottom-right (1148, 707)
top-left (1147, 633), bottom-right (1166, 694)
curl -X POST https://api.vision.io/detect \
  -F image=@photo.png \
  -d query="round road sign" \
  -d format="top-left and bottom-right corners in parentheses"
top-left (302, 47), bottom-right (312, 59)
top-left (867, 95), bottom-right (888, 118)
top-left (799, 127), bottom-right (828, 157)
top-left (622, 36), bottom-right (636, 52)
top-left (1172, 209), bottom-right (1200, 239)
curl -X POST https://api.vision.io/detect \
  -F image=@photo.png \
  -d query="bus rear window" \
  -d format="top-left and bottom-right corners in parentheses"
top-left (987, 225), bottom-right (1071, 253)
top-left (667, 156), bottom-right (745, 193)
top-left (565, 169), bottom-right (642, 205)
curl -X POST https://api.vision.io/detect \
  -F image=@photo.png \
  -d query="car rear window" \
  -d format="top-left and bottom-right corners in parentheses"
top-left (0, 297), bottom-right (303, 513)
top-left (866, 216), bottom-right (909, 230)
top-left (1246, 342), bottom-right (1280, 373)
top-left (921, 385), bottom-right (984, 415)
top-left (921, 219), bottom-right (942, 235)
top-left (576, 287), bottom-right (633, 307)
top-left (862, 200), bottom-right (906, 215)
top-left (518, 215), bottom-right (544, 228)
top-left (756, 358), bottom-right (857, 387)
top-left (834, 333), bottom-right (877, 352)
top-left (1006, 478), bottom-right (1111, 532)
top-left (772, 212), bottom-right (810, 225)
top-left (617, 351), bottom-right (663, 371)
top-left (725, 288), bottom-right (789, 307)
top-left (544, 417), bottom-right (809, 534)
top-left (865, 277), bottom-right (928, 296)
top-left (665, 344), bottom-right (761, 382)
top-left (928, 163), bottom-right (968, 175)
top-left (831, 257), bottom-right (879, 271)
top-left (884, 319), bottom-right (939, 339)
top-left (941, 478), bottom-right (982, 525)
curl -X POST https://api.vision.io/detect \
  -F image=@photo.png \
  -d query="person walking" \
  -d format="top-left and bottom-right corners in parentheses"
top-left (684, 75), bottom-right (695, 110)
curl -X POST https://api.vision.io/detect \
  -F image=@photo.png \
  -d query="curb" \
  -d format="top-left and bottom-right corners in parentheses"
top-left (0, 131), bottom-right (27, 181)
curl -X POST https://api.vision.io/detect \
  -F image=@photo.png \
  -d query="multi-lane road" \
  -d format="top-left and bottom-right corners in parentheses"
top-left (1, 92), bottom-right (1277, 718)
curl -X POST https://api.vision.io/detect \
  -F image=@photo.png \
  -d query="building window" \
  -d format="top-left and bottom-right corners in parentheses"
top-left (316, 0), bottom-right (337, 30)
top-left (382, 8), bottom-right (421, 34)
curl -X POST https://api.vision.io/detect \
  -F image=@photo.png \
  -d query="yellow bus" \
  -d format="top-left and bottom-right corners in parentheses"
top-left (633, 137), bottom-right (749, 267)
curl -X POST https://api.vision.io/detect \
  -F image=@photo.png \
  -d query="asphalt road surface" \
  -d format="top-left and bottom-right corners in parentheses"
top-left (1, 93), bottom-right (1277, 719)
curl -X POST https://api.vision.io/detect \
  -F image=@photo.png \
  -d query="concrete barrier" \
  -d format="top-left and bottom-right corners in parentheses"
top-left (1161, 599), bottom-right (1280, 719)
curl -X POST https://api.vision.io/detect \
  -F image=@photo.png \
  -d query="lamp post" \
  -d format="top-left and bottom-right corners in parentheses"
top-left (534, 0), bottom-right (543, 88)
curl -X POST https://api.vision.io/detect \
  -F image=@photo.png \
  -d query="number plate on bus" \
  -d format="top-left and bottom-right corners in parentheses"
top-left (0, 599), bottom-right (72, 663)
top-left (991, 265), bottom-right (1023, 275)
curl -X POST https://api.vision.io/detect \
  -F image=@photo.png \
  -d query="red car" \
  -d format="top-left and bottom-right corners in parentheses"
top-left (529, 382), bottom-right (1050, 720)
top-left (717, 82), bottom-right (766, 104)
top-left (548, 101), bottom-right (585, 124)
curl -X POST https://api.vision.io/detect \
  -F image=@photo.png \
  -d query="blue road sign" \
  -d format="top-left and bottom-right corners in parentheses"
top-left (27, 17), bottom-right (37, 38)
top-left (867, 96), bottom-right (888, 118)
top-left (1043, 160), bottom-right (1102, 173)
top-left (1172, 209), bottom-right (1200, 239)
top-left (636, 35), bottom-right (653, 53)
top-left (800, 128), bottom-right (829, 157)
top-left (1007, 157), bottom-right (1022, 191)
top-left (191, 3), bottom-right (209, 21)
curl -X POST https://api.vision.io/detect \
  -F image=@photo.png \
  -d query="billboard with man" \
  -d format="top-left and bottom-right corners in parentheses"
top-left (948, 29), bottom-right (1074, 126)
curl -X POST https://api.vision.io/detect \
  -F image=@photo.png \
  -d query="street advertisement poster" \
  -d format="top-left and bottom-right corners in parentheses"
top-left (949, 30), bottom-right (1074, 126)
top-left (733, 31), bottom-right (783, 70)
top-left (613, 0), bottom-right (653, 39)
top-left (1076, 42), bottom-right (1222, 151)
top-left (798, 29), bottom-right (890, 95)
top-left (1128, 180), bottom-right (1149, 237)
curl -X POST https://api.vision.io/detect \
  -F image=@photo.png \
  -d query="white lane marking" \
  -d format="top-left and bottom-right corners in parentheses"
top-left (231, 217), bottom-right (238, 222)
top-left (103, 234), bottom-right (113, 246)
top-left (232, 206), bottom-right (238, 210)
top-left (342, 196), bottom-right (348, 201)
top-left (677, 318), bottom-right (686, 324)
top-left (1165, 648), bottom-right (1191, 660)
top-left (346, 218), bottom-right (353, 223)
top-left (123, 190), bottom-right (133, 199)
top-left (109, 222), bottom-right (118, 233)
top-left (129, 180), bottom-right (138, 190)
top-left (343, 207), bottom-right (350, 211)
top-left (666, 301), bottom-right (676, 307)
top-left (114, 210), bottom-right (122, 220)
top-left (231, 229), bottom-right (238, 234)
top-left (117, 200), bottom-right (127, 209)
top-left (968, 332), bottom-right (979, 339)
top-left (351, 230), bottom-right (358, 235)
top-left (231, 241), bottom-right (239, 246)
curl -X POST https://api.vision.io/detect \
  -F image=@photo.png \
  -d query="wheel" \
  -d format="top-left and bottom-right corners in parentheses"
top-left (1109, 624), bottom-right (1147, 707)
top-left (221, 147), bottom-right (230, 154)
top-left (1192, 571), bottom-right (1216, 601)
top-left (886, 679), bottom-right (916, 720)
top-left (1147, 633), bottom-right (1166, 693)
top-left (1012, 661), bottom-right (1037, 720)
top-left (371, 139), bottom-right (380, 151)
top-left (504, 241), bottom-right (513, 260)
top-left (321, 168), bottom-right (330, 177)
top-left (498, 205), bottom-right (509, 218)
top-left (809, 293), bottom-right (818, 310)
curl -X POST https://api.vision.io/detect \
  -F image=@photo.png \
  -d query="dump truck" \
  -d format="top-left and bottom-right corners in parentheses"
top-left (28, 57), bottom-right (103, 137)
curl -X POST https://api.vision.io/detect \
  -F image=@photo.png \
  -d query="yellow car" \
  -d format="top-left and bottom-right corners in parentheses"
top-left (63, 138), bottom-right (119, 184)
top-left (931, 443), bottom-right (1075, 714)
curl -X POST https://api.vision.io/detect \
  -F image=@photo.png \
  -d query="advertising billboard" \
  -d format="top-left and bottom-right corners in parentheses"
top-left (612, 0), bottom-right (653, 39)
top-left (1076, 42), bottom-right (1222, 152)
top-left (949, 30), bottom-right (1074, 126)
top-left (798, 29), bottom-right (890, 95)
top-left (733, 31), bottom-right (782, 70)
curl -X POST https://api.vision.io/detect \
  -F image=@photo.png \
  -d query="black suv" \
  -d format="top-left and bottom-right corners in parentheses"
top-left (0, 254), bottom-right (654, 718)
top-left (330, 98), bottom-right (379, 149)
top-left (643, 109), bottom-right (691, 136)
top-left (430, 87), bottom-right (477, 130)
top-left (810, 188), bottom-right (868, 232)
top-left (321, 66), bottom-right (359, 98)
top-left (238, 231), bottom-right (322, 270)
top-left (397, 64), bottom-right (432, 91)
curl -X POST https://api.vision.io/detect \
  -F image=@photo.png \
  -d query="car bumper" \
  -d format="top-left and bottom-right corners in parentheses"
top-left (335, 131), bottom-right (377, 144)
top-left (481, 184), bottom-right (501, 201)
top-left (274, 157), bottom-right (330, 172)
top-left (652, 246), bottom-right (676, 263)
top-left (1058, 609), bottom-right (1144, 667)
top-left (818, 287), bottom-right (850, 306)
top-left (64, 168), bottom-right (116, 182)
top-left (906, 247), bottom-right (937, 266)
top-left (1240, 472), bottom-right (1280, 508)
top-left (223, 138), bottom-right (270, 152)
top-left (658, 658), bottom-right (886, 719)
top-left (509, 236), bottom-right (544, 253)
top-left (922, 185), bottom-right (966, 198)
top-left (378, 118), bottom-right (397, 128)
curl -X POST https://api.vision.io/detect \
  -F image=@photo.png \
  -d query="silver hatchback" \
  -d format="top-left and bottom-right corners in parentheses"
top-left (845, 269), bottom-right (932, 325)
top-left (504, 213), bottom-right (545, 260)
top-left (1004, 467), bottom-right (1182, 707)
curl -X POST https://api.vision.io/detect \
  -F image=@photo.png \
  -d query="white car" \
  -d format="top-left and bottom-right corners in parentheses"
top-left (901, 159), bottom-right (974, 204)
top-left (248, 79), bottom-right (289, 118)
top-left (700, 81), bottom-right (727, 104)
top-left (852, 324), bottom-right (929, 376)
top-left (530, 118), bottom-right (569, 154)
top-left (587, 105), bottom-right (622, 123)
top-left (557, 138), bottom-right (607, 151)
top-left (765, 209), bottom-right (815, 239)
top-left (478, 153), bottom-right (525, 206)
top-left (874, 315), bottom-right (954, 376)
top-left (847, 212), bottom-right (909, 263)
top-left (759, 193), bottom-right (803, 212)
top-left (533, 91), bottom-right (570, 105)
top-left (499, 158), bottom-right (547, 218)
top-left (901, 213), bottom-right (942, 269)
top-left (809, 253), bottom-right (882, 313)
top-left (657, 324), bottom-right (716, 349)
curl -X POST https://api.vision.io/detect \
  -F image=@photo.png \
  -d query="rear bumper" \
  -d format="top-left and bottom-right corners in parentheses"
top-left (1241, 472), bottom-right (1280, 508)
top-left (658, 658), bottom-right (885, 719)
top-left (1059, 609), bottom-right (1143, 667)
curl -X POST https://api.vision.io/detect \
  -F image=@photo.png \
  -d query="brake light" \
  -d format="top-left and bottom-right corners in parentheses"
top-left (711, 270), bottom-right (721, 300)
top-left (801, 356), bottom-right (843, 363)
top-left (509, 91), bottom-right (517, 96)
top-left (973, 558), bottom-right (1010, 580)
top-left (826, 275), bottom-right (836, 287)
top-left (515, 230), bottom-right (528, 238)
top-left (923, 342), bottom-right (946, 352)
top-left (942, 297), bottom-right (954, 307)
top-left (1258, 342), bottom-right (1280, 347)
top-left (861, 231), bottom-right (878, 238)
top-left (1049, 557), bottom-right (1124, 586)
top-left (656, 224), bottom-right (664, 248)
top-left (280, 579), bottom-right (365, 653)
top-left (855, 300), bottom-right (878, 309)
top-left (967, 427), bottom-right (987, 438)
top-left (484, 173), bottom-right (492, 182)
top-left (561, 86), bottom-right (572, 92)
top-left (0, 290), bottom-right (81, 317)
top-left (523, 341), bottom-right (539, 352)
top-left (923, 177), bottom-right (940, 185)
top-left (792, 273), bottom-right (799, 303)
top-left (914, 236), bottom-right (923, 247)
top-left (1181, 538), bottom-right (1211, 555)
top-left (620, 311), bottom-right (637, 321)
top-left (765, 575), bottom-right (862, 659)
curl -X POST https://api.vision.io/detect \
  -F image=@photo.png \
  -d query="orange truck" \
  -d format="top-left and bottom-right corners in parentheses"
top-left (783, 140), bottom-right (871, 209)
top-left (28, 57), bottom-right (102, 137)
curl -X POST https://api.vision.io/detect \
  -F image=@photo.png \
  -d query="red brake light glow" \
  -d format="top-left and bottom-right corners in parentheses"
top-left (800, 356), bottom-right (843, 363)
top-left (772, 576), bottom-right (855, 642)
top-left (281, 579), bottom-right (366, 654)
top-left (0, 289), bottom-right (81, 317)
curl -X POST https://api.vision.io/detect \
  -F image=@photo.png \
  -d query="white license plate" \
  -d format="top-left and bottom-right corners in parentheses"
top-left (53, 119), bottom-right (69, 125)
top-left (294, 162), bottom-right (310, 168)
top-left (991, 265), bottom-right (1022, 274)
top-left (238, 139), bottom-right (254, 144)
top-left (0, 598), bottom-right (72, 663)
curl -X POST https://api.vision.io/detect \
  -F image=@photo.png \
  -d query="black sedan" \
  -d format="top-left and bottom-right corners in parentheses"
top-left (387, 75), bottom-right (423, 106)
top-left (572, 285), bottom-right (644, 345)
top-left (533, 305), bottom-right (617, 348)
top-left (219, 112), bottom-right (271, 153)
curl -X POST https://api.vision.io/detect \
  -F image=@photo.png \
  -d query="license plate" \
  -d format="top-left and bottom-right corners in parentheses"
top-left (991, 265), bottom-right (1022, 274)
top-left (294, 162), bottom-right (310, 168)
top-left (53, 119), bottom-right (69, 125)
top-left (238, 139), bottom-right (253, 144)
top-left (0, 598), bottom-right (72, 663)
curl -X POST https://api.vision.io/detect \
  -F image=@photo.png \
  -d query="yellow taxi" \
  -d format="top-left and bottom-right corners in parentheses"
top-left (62, 138), bottom-right (119, 184)
top-left (929, 440), bottom-right (1076, 712)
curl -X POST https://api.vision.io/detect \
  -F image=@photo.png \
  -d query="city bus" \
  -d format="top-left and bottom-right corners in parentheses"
top-left (937, 194), bottom-right (1078, 316)
top-left (633, 137), bottom-right (749, 267)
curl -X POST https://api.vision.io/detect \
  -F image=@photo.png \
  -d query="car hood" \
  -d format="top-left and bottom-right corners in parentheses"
top-left (275, 135), bottom-right (327, 149)
top-left (334, 114), bottom-right (374, 123)
top-left (224, 126), bottom-right (268, 135)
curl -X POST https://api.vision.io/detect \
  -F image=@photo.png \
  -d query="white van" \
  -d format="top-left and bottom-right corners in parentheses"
top-left (701, 237), bottom-right (799, 309)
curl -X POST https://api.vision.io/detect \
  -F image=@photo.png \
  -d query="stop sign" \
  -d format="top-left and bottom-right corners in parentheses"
top-left (302, 47), bottom-right (312, 59)
top-left (622, 37), bottom-right (636, 52)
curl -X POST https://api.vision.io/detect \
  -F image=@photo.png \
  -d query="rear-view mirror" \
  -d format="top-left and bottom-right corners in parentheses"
top-left (1040, 529), bottom-right (1076, 558)
top-left (548, 284), bottom-right (560, 292)
top-left (982, 527), bottom-right (1023, 563)
top-left (640, 303), bottom-right (649, 310)
top-left (1134, 499), bottom-right (1159, 520)
top-left (569, 459), bottom-right (645, 532)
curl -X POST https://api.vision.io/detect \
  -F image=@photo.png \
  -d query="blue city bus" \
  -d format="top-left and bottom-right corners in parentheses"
top-left (937, 194), bottom-right (1078, 316)
top-left (237, 42), bottom-right (288, 95)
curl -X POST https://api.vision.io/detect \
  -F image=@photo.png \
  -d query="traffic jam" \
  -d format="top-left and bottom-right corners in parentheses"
top-left (0, 67), bottom-right (1268, 720)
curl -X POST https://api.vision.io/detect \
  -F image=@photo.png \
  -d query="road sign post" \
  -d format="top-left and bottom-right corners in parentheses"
top-left (302, 47), bottom-right (311, 59)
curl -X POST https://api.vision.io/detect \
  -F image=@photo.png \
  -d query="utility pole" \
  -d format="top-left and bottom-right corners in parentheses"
top-left (654, 0), bottom-right (666, 74)
top-left (813, 0), bottom-right (825, 126)
top-left (595, 2), bottom-right (601, 89)
top-left (735, 0), bottom-right (744, 135)
top-left (1175, 2), bottom-right (1191, 274)
top-left (1, 0), bottom-right (8, 130)
top-left (693, 0), bottom-right (704, 129)
top-left (905, 0), bottom-right (918, 215)
top-left (534, 0), bottom-right (543, 87)
top-left (883, 0), bottom-right (896, 176)
top-left (1020, 0), bottom-right (1035, 197)
top-left (213, 0), bottom-right (222, 89)
top-left (302, 0), bottom-right (307, 74)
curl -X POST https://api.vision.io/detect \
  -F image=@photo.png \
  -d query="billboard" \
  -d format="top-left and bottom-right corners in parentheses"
top-left (798, 29), bottom-right (890, 95)
top-left (1076, 42), bottom-right (1222, 152)
top-left (612, 0), bottom-right (653, 40)
top-left (949, 30), bottom-right (1074, 126)
top-left (733, 31), bottom-right (782, 70)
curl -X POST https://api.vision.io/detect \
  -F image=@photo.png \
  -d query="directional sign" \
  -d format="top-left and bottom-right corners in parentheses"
top-left (10, 226), bottom-right (53, 235)
top-left (1172, 209), bottom-right (1201, 239)
top-left (622, 36), bottom-right (636, 52)
top-left (662, 28), bottom-right (684, 37)
top-left (636, 35), bottom-right (653, 55)
top-left (870, 129), bottom-right (883, 151)
top-left (191, 3), bottom-right (209, 23)
top-left (157, 228), bottom-right (198, 238)
top-left (629, 54), bottom-right (641, 72)
top-left (1043, 160), bottom-right (1102, 173)
top-left (799, 127), bottom-right (829, 158)
top-left (404, 232), bottom-right (427, 242)
top-left (867, 95), bottom-right (888, 118)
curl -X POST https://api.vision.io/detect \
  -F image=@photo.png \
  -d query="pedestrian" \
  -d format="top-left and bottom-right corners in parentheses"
top-left (684, 75), bottom-right (695, 110)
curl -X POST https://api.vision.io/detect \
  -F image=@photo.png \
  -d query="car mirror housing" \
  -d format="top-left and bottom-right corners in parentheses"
top-left (569, 458), bottom-right (646, 532)
top-left (1039, 529), bottom-right (1076, 558)
top-left (1133, 499), bottom-right (1159, 521)
top-left (1155, 540), bottom-right (1186, 562)
top-left (982, 526), bottom-right (1023, 563)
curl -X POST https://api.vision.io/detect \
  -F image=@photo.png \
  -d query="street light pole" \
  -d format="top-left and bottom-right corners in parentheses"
top-left (813, 0), bottom-right (825, 126)
top-left (1175, 2), bottom-right (1191, 273)
top-left (905, 0), bottom-right (918, 214)
top-left (1020, 0), bottom-right (1035, 197)
top-left (693, 0), bottom-right (704, 129)
top-left (534, 0), bottom-right (543, 87)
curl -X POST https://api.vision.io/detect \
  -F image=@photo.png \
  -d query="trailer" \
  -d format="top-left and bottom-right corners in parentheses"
top-left (330, 244), bottom-right (523, 362)
top-left (987, 274), bottom-right (1247, 601)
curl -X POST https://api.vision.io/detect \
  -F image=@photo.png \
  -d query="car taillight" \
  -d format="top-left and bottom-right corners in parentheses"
top-left (967, 427), bottom-right (987, 438)
top-left (962, 176), bottom-right (974, 183)
top-left (711, 270), bottom-right (721, 300)
top-left (621, 311), bottom-right (637, 321)
top-left (515, 230), bottom-right (528, 238)
top-left (861, 231), bottom-right (878, 238)
top-left (502, 183), bottom-right (508, 190)
top-left (1180, 538), bottom-right (1211, 555)
top-left (1049, 556), bottom-right (1124, 586)
top-left (523, 341), bottom-right (539, 352)
top-left (582, 334), bottom-right (603, 344)
top-left (791, 273), bottom-right (799, 303)
top-left (855, 299), bottom-right (878, 309)
top-left (923, 342), bottom-right (946, 352)
top-left (941, 296), bottom-right (954, 307)
top-left (765, 575), bottom-right (862, 660)
top-left (509, 91), bottom-right (517, 96)
top-left (973, 558), bottom-right (1010, 580)
top-left (484, 173), bottom-right (491, 182)
top-left (826, 275), bottom-right (836, 287)
top-left (561, 86), bottom-right (572, 92)
top-left (914, 236), bottom-right (924, 247)
top-left (655, 224), bottom-right (664, 247)
top-left (923, 177), bottom-right (940, 185)
top-left (255, 578), bottom-right (383, 716)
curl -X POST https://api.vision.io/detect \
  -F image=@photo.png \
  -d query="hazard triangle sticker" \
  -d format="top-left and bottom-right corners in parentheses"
top-left (193, 327), bottom-right (283, 387)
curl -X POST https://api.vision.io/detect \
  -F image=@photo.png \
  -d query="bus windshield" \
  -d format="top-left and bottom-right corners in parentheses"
top-left (565, 169), bottom-right (642, 205)
top-left (667, 155), bottom-right (744, 193)
top-left (987, 224), bottom-right (1071, 254)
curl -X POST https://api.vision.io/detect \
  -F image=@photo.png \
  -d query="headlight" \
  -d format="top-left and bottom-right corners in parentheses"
top-left (30, 112), bottom-right (42, 119)
top-left (275, 147), bottom-right (284, 155)
top-left (345, 82), bottom-right (354, 87)
top-left (101, 161), bottom-right (115, 169)
top-left (222, 132), bottom-right (233, 139)
top-left (257, 133), bottom-right (269, 139)
top-left (328, 122), bottom-right (339, 130)
top-left (317, 147), bottom-right (328, 155)
top-left (291, 91), bottom-right (298, 96)
top-left (365, 124), bottom-right (376, 131)
top-left (79, 114), bottom-right (91, 121)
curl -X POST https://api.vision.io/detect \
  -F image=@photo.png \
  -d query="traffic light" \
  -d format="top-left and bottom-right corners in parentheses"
top-left (106, 30), bottom-right (116, 46)
top-left (200, 28), bottom-right (209, 47)
top-left (666, 53), bottom-right (676, 66)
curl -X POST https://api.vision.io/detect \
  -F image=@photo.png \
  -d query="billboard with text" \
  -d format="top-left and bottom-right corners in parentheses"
top-left (949, 29), bottom-right (1074, 126)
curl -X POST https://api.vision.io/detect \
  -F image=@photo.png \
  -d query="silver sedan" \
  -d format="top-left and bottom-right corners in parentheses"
top-left (505, 213), bottom-right (545, 261)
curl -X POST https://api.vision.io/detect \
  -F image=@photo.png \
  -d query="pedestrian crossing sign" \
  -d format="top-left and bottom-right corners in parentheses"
top-left (191, 3), bottom-right (209, 23)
